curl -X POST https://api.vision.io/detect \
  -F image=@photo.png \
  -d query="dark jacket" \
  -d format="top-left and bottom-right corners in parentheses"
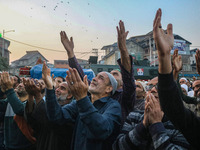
top-left (45, 89), bottom-right (121, 150)
top-left (26, 99), bottom-right (74, 150)
top-left (69, 56), bottom-right (136, 124)
top-left (113, 110), bottom-right (190, 150)
top-left (158, 72), bottom-right (200, 149)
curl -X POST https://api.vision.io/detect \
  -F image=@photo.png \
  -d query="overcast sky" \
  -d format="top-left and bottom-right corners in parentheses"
top-left (0, 0), bottom-right (200, 64)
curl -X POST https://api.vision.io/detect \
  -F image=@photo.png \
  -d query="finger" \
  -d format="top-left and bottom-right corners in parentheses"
top-left (154, 9), bottom-right (162, 29)
top-left (66, 70), bottom-right (72, 83)
top-left (69, 68), bottom-right (76, 83)
top-left (73, 68), bottom-right (81, 82)
top-left (42, 61), bottom-right (46, 73)
top-left (70, 37), bottom-right (74, 47)
top-left (167, 23), bottom-right (173, 36)
top-left (119, 20), bottom-right (124, 33)
top-left (153, 9), bottom-right (160, 27)
top-left (83, 75), bottom-right (88, 87)
top-left (64, 31), bottom-right (70, 43)
top-left (120, 20), bottom-right (125, 33)
top-left (125, 31), bottom-right (129, 38)
top-left (10, 77), bottom-right (14, 85)
top-left (116, 26), bottom-right (120, 36)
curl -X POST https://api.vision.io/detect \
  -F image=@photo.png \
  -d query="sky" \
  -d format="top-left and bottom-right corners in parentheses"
top-left (0, 0), bottom-right (200, 64)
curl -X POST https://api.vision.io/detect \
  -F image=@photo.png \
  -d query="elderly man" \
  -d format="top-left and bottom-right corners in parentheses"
top-left (43, 61), bottom-right (121, 150)
top-left (60, 20), bottom-right (135, 124)
top-left (153, 8), bottom-right (200, 149)
top-left (24, 79), bottom-right (74, 150)
top-left (113, 76), bottom-right (190, 150)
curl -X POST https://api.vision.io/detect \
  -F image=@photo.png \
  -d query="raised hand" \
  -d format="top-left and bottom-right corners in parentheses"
top-left (116, 20), bottom-right (131, 72)
top-left (153, 9), bottom-right (174, 56)
top-left (117, 20), bottom-right (129, 52)
top-left (0, 72), bottom-right (15, 92)
top-left (23, 78), bottom-right (43, 104)
top-left (42, 61), bottom-right (53, 89)
top-left (195, 49), bottom-right (200, 75)
top-left (173, 49), bottom-right (182, 72)
top-left (146, 93), bottom-right (164, 125)
top-left (60, 31), bottom-right (75, 58)
top-left (23, 78), bottom-right (42, 96)
top-left (66, 68), bottom-right (88, 100)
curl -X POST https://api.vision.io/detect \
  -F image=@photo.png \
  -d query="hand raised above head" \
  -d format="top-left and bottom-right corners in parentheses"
top-left (173, 49), bottom-right (182, 72)
top-left (66, 68), bottom-right (88, 101)
top-left (116, 20), bottom-right (129, 52)
top-left (42, 61), bottom-right (53, 89)
top-left (153, 8), bottom-right (174, 56)
top-left (60, 31), bottom-right (74, 58)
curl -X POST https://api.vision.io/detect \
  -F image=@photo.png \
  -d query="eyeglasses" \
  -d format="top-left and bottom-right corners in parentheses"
top-left (145, 84), bottom-right (158, 91)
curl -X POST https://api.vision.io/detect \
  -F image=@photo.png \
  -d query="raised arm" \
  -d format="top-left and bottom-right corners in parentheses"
top-left (172, 50), bottom-right (197, 104)
top-left (60, 31), bottom-right (89, 83)
top-left (154, 9), bottom-right (200, 149)
top-left (116, 21), bottom-right (136, 120)
top-left (42, 62), bottom-right (77, 124)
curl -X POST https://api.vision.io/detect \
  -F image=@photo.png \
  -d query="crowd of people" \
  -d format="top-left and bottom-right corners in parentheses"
top-left (0, 8), bottom-right (199, 150)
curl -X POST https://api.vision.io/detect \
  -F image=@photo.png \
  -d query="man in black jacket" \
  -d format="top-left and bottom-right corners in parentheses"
top-left (153, 8), bottom-right (200, 149)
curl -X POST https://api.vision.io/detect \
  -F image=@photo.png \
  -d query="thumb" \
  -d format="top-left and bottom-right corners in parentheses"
top-left (83, 75), bottom-right (88, 87)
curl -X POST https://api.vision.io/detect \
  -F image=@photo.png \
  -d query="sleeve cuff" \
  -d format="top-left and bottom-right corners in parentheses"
top-left (76, 96), bottom-right (94, 113)
top-left (149, 122), bottom-right (165, 137)
top-left (135, 122), bottom-right (149, 139)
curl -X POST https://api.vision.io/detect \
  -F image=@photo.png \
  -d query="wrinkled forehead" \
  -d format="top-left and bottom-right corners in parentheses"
top-left (97, 72), bottom-right (109, 80)
top-left (147, 77), bottom-right (158, 85)
top-left (193, 80), bottom-right (200, 87)
top-left (59, 82), bottom-right (68, 88)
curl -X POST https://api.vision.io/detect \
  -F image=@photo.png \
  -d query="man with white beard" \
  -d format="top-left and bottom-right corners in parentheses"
top-left (55, 82), bottom-right (73, 106)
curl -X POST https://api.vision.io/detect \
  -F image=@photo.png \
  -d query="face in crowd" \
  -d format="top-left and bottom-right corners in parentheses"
top-left (89, 72), bottom-right (113, 96)
top-left (38, 79), bottom-right (46, 95)
top-left (55, 82), bottom-right (72, 101)
top-left (135, 81), bottom-right (146, 100)
top-left (179, 78), bottom-right (187, 85)
top-left (146, 77), bottom-right (159, 100)
top-left (54, 76), bottom-right (65, 89)
top-left (193, 80), bottom-right (200, 97)
top-left (110, 70), bottom-right (123, 90)
top-left (15, 82), bottom-right (28, 97)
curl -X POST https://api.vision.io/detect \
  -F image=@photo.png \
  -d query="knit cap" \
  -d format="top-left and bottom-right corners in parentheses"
top-left (103, 72), bottom-right (118, 95)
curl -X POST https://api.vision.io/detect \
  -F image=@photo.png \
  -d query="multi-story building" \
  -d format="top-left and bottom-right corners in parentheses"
top-left (100, 30), bottom-right (192, 73)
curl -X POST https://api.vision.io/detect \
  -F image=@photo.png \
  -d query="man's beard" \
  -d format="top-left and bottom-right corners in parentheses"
top-left (57, 93), bottom-right (68, 101)
top-left (17, 91), bottom-right (28, 97)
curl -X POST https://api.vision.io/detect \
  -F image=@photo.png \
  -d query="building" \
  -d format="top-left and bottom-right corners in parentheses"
top-left (0, 37), bottom-right (10, 65)
top-left (190, 48), bottom-right (198, 72)
top-left (9, 50), bottom-right (48, 75)
top-left (100, 30), bottom-right (192, 73)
